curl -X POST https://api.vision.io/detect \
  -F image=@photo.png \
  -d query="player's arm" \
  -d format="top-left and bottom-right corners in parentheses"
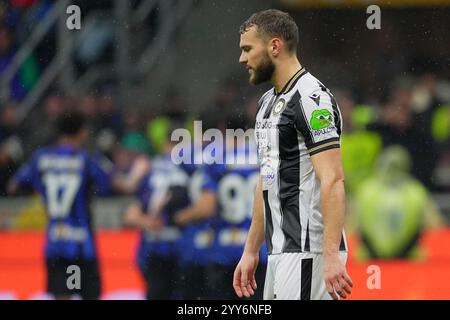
top-left (88, 153), bottom-right (150, 195)
top-left (294, 88), bottom-right (353, 299)
top-left (7, 154), bottom-right (37, 195)
top-left (123, 203), bottom-right (147, 228)
top-left (173, 190), bottom-right (216, 226)
top-left (233, 176), bottom-right (264, 298)
top-left (243, 176), bottom-right (265, 256)
top-left (112, 156), bottom-right (151, 194)
top-left (174, 164), bottom-right (218, 226)
top-left (311, 148), bottom-right (353, 299)
top-left (123, 202), bottom-right (163, 231)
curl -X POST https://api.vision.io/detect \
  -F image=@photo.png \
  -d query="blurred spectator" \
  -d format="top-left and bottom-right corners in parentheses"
top-left (15, 0), bottom-right (51, 40)
top-left (0, 103), bottom-right (19, 140)
top-left (124, 110), bottom-right (144, 133)
top-left (147, 88), bottom-right (192, 155)
top-left (75, 93), bottom-right (101, 152)
top-left (23, 91), bottom-right (67, 155)
top-left (120, 132), bottom-right (153, 158)
top-left (1, 1), bottom-right (25, 31)
top-left (434, 148), bottom-right (450, 191)
top-left (78, 93), bottom-right (98, 119)
top-left (411, 74), bottom-right (450, 161)
top-left (351, 145), bottom-right (446, 260)
top-left (1, 11), bottom-right (41, 101)
top-left (200, 78), bottom-right (243, 132)
top-left (74, 16), bottom-right (114, 74)
top-left (338, 89), bottom-right (382, 193)
top-left (369, 83), bottom-right (438, 189)
top-left (0, 24), bottom-right (25, 101)
top-left (0, 104), bottom-right (24, 195)
top-left (74, 86), bottom-right (123, 156)
top-left (147, 114), bottom-right (171, 156)
top-left (110, 132), bottom-right (153, 198)
top-left (95, 89), bottom-right (123, 139)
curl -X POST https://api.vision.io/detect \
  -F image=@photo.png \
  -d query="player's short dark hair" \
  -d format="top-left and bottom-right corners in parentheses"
top-left (56, 111), bottom-right (87, 136)
top-left (239, 9), bottom-right (299, 53)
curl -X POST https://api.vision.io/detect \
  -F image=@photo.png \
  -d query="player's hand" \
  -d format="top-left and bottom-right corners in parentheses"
top-left (129, 156), bottom-right (151, 181)
top-left (324, 253), bottom-right (353, 300)
top-left (151, 192), bottom-right (172, 214)
top-left (173, 210), bottom-right (190, 226)
top-left (143, 215), bottom-right (164, 231)
top-left (233, 252), bottom-right (259, 298)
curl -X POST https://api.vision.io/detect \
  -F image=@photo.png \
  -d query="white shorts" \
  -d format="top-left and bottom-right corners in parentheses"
top-left (263, 251), bottom-right (348, 300)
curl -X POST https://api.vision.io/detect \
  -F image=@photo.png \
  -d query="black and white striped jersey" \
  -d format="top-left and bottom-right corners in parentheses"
top-left (255, 67), bottom-right (347, 255)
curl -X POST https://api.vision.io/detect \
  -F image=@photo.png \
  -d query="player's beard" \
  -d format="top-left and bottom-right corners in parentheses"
top-left (250, 52), bottom-right (275, 85)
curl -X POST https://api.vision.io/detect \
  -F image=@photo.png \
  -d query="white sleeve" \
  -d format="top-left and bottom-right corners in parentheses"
top-left (294, 89), bottom-right (341, 156)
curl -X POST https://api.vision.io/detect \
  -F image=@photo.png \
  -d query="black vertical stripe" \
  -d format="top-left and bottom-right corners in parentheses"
top-left (278, 95), bottom-right (302, 252)
top-left (319, 83), bottom-right (342, 137)
top-left (329, 94), bottom-right (342, 137)
top-left (301, 258), bottom-right (313, 300)
top-left (304, 220), bottom-right (310, 252)
top-left (262, 190), bottom-right (273, 255)
top-left (292, 92), bottom-right (314, 149)
top-left (339, 232), bottom-right (346, 251)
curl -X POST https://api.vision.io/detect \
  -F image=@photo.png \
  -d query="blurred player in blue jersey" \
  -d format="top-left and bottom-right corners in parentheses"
top-left (199, 117), bottom-right (267, 300)
top-left (171, 137), bottom-right (216, 300)
top-left (174, 167), bottom-right (216, 300)
top-left (123, 135), bottom-right (198, 300)
top-left (8, 111), bottom-right (147, 300)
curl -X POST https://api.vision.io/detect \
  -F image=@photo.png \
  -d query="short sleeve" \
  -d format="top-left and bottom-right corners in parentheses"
top-left (13, 153), bottom-right (39, 189)
top-left (200, 164), bottom-right (224, 192)
top-left (136, 173), bottom-right (151, 211)
top-left (294, 89), bottom-right (342, 156)
top-left (87, 153), bottom-right (113, 196)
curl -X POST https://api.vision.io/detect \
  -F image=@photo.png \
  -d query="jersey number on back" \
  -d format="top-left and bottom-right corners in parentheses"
top-left (43, 172), bottom-right (82, 218)
top-left (218, 173), bottom-right (259, 224)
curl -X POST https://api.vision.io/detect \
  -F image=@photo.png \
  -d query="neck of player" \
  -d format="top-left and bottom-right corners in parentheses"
top-left (60, 136), bottom-right (82, 148)
top-left (272, 57), bottom-right (302, 94)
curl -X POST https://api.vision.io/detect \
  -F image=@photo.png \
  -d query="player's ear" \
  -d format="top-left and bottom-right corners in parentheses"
top-left (270, 38), bottom-right (283, 57)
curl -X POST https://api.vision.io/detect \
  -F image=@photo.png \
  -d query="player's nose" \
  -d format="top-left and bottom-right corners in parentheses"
top-left (239, 52), bottom-right (247, 65)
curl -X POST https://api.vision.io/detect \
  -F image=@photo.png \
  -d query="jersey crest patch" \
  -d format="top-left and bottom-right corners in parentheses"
top-left (272, 98), bottom-right (286, 116)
